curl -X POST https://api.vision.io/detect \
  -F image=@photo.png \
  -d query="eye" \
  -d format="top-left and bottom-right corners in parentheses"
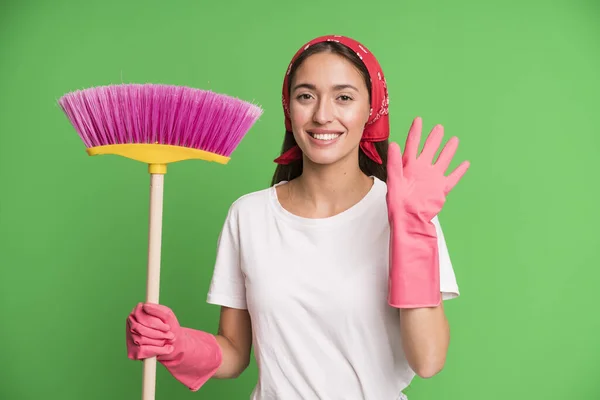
top-left (338, 95), bottom-right (353, 102)
top-left (296, 93), bottom-right (313, 100)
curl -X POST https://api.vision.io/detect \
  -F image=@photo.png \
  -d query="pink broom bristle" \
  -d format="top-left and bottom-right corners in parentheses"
top-left (58, 83), bottom-right (263, 157)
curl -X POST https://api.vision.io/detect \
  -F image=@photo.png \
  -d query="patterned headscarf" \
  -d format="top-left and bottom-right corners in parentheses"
top-left (274, 35), bottom-right (390, 165)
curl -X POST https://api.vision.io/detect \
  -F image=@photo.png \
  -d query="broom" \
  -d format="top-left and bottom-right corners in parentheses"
top-left (57, 83), bottom-right (263, 399)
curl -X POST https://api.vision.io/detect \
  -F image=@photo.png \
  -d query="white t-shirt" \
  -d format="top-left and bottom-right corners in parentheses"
top-left (207, 176), bottom-right (459, 400)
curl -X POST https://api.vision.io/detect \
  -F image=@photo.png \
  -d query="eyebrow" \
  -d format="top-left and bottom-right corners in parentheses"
top-left (292, 83), bottom-right (360, 92)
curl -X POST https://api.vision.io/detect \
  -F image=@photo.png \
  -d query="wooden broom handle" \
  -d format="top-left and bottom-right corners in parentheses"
top-left (142, 173), bottom-right (165, 400)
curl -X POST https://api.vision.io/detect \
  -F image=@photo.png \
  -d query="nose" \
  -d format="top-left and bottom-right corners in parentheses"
top-left (313, 98), bottom-right (334, 125)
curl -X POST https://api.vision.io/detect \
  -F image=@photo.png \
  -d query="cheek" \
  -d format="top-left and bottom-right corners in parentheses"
top-left (340, 106), bottom-right (369, 133)
top-left (289, 105), bottom-right (311, 128)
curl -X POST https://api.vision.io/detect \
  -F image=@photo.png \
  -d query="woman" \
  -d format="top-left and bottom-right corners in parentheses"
top-left (126, 35), bottom-right (470, 399)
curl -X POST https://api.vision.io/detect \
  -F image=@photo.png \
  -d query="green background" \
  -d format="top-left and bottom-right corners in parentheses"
top-left (1, 0), bottom-right (598, 399)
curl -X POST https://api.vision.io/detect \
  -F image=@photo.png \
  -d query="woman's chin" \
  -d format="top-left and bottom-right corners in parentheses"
top-left (303, 148), bottom-right (353, 166)
top-left (305, 155), bottom-right (339, 166)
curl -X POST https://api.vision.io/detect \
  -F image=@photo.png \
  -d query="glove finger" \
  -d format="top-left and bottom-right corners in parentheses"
top-left (142, 303), bottom-right (179, 328)
top-left (420, 124), bottom-right (444, 164)
top-left (128, 315), bottom-right (175, 341)
top-left (445, 160), bottom-right (470, 195)
top-left (402, 116), bottom-right (422, 165)
top-left (131, 333), bottom-right (172, 347)
top-left (386, 142), bottom-right (403, 180)
top-left (434, 136), bottom-right (459, 174)
top-left (128, 343), bottom-right (175, 360)
top-left (131, 303), bottom-right (171, 332)
top-left (126, 322), bottom-right (173, 360)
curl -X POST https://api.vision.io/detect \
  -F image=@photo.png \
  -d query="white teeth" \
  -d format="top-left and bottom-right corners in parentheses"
top-left (312, 133), bottom-right (341, 141)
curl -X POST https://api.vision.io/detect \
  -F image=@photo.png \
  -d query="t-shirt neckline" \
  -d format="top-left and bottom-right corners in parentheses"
top-left (269, 176), bottom-right (383, 228)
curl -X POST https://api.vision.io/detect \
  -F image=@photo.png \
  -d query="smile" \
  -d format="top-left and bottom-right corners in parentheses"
top-left (307, 131), bottom-right (344, 141)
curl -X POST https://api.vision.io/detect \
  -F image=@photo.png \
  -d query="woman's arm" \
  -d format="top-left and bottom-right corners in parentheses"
top-left (213, 306), bottom-right (253, 379)
top-left (399, 301), bottom-right (450, 379)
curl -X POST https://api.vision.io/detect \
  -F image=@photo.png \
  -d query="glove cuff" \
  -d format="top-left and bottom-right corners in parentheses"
top-left (388, 213), bottom-right (441, 308)
top-left (159, 328), bottom-right (223, 391)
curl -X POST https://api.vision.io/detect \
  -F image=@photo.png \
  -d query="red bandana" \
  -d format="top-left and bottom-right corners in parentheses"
top-left (274, 35), bottom-right (390, 165)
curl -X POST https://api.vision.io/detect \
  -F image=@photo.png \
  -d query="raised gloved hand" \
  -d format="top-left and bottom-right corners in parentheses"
top-left (126, 302), bottom-right (222, 391)
top-left (386, 117), bottom-right (469, 308)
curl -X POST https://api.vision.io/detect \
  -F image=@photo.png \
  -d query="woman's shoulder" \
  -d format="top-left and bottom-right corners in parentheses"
top-left (226, 183), bottom-right (280, 217)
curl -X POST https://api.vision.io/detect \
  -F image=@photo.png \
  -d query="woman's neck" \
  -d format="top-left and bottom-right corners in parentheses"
top-left (278, 154), bottom-right (374, 219)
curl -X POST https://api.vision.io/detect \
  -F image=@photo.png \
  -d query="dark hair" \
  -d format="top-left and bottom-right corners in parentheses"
top-left (270, 41), bottom-right (388, 186)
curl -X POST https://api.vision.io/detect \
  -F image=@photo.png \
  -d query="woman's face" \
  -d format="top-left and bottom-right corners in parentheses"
top-left (289, 51), bottom-right (370, 166)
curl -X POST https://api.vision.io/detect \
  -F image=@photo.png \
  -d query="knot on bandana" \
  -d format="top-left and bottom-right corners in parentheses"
top-left (274, 35), bottom-right (390, 165)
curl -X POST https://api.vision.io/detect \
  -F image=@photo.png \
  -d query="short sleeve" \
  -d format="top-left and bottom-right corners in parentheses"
top-left (206, 204), bottom-right (247, 309)
top-left (432, 215), bottom-right (460, 301)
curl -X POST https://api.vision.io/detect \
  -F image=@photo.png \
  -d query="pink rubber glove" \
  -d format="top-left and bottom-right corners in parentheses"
top-left (126, 302), bottom-right (222, 391)
top-left (386, 117), bottom-right (469, 308)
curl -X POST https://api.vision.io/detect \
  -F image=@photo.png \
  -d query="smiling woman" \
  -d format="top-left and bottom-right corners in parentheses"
top-left (272, 39), bottom-right (389, 184)
top-left (125, 35), bottom-right (470, 400)
top-left (288, 50), bottom-right (371, 165)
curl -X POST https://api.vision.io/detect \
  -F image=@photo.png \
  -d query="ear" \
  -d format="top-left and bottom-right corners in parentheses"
top-left (363, 105), bottom-right (371, 124)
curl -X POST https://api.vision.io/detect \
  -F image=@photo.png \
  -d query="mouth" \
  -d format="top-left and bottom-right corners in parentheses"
top-left (307, 130), bottom-right (344, 142)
